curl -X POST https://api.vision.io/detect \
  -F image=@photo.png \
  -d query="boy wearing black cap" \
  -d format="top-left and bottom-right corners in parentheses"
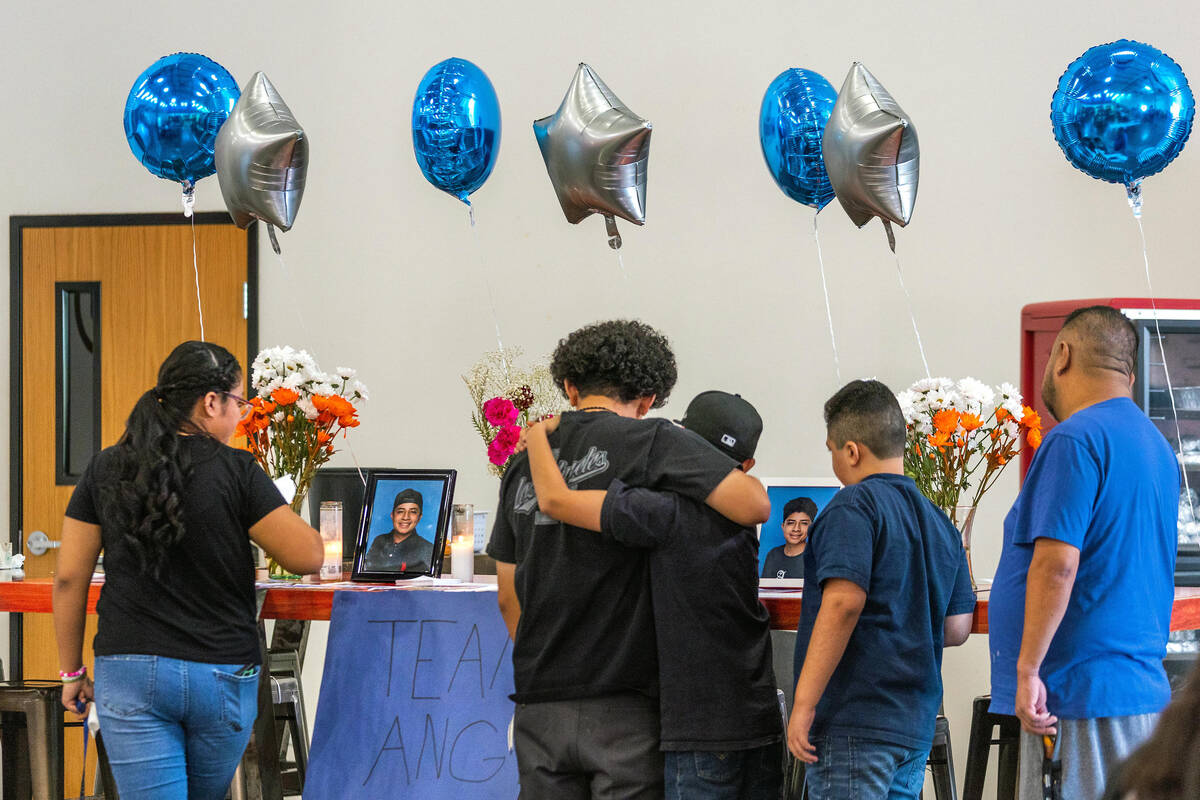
top-left (523, 390), bottom-right (782, 800)
top-left (487, 321), bottom-right (770, 800)
top-left (762, 496), bottom-right (818, 579)
top-left (362, 488), bottom-right (435, 572)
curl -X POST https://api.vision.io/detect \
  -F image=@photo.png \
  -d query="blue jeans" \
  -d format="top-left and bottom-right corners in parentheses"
top-left (94, 655), bottom-right (260, 800)
top-left (664, 742), bottom-right (783, 800)
top-left (805, 736), bottom-right (928, 800)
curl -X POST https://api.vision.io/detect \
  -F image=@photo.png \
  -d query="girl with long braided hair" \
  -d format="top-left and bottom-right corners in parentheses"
top-left (53, 341), bottom-right (322, 800)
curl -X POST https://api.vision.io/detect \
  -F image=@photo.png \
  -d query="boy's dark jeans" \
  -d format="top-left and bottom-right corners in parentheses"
top-left (805, 736), bottom-right (928, 800)
top-left (512, 692), bottom-right (661, 799)
top-left (664, 742), bottom-right (783, 800)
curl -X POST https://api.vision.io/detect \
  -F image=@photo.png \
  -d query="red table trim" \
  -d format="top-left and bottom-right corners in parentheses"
top-left (4, 578), bottom-right (1198, 633)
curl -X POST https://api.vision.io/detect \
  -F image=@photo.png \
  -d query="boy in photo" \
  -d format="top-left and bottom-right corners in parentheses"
top-left (788, 380), bottom-right (975, 799)
top-left (762, 496), bottom-right (817, 579)
top-left (524, 390), bottom-right (782, 800)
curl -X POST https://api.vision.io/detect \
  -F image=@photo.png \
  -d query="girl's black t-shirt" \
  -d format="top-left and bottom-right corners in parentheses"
top-left (65, 437), bottom-right (286, 664)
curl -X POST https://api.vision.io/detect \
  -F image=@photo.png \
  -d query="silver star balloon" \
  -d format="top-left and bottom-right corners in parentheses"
top-left (823, 63), bottom-right (919, 250)
top-left (215, 72), bottom-right (308, 253)
top-left (533, 64), bottom-right (652, 249)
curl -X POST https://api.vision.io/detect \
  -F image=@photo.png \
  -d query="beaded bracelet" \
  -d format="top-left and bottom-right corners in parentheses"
top-left (59, 666), bottom-right (87, 683)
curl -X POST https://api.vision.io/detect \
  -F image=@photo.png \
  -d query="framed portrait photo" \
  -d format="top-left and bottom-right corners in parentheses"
top-left (350, 469), bottom-right (457, 582)
top-left (758, 477), bottom-right (842, 588)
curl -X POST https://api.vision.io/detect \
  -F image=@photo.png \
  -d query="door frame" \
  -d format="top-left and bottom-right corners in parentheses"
top-left (7, 212), bottom-right (260, 679)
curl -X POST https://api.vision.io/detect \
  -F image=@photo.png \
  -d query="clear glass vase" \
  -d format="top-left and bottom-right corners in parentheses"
top-left (267, 488), bottom-right (308, 580)
top-left (944, 504), bottom-right (978, 592)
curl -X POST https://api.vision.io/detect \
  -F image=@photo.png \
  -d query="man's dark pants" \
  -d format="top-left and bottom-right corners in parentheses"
top-left (512, 692), bottom-right (662, 799)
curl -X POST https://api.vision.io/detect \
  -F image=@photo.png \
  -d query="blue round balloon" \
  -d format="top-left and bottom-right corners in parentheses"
top-left (760, 69), bottom-right (837, 210)
top-left (124, 53), bottom-right (240, 188)
top-left (412, 58), bottom-right (501, 204)
top-left (1051, 40), bottom-right (1195, 188)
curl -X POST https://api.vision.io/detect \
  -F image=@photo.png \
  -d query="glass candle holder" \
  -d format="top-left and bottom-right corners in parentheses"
top-left (319, 501), bottom-right (343, 581)
top-left (451, 504), bottom-right (474, 582)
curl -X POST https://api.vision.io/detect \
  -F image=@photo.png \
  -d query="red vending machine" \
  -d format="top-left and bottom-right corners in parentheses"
top-left (1021, 298), bottom-right (1200, 588)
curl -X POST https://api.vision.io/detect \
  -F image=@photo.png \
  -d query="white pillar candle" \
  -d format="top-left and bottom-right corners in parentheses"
top-left (319, 501), bottom-right (343, 581)
top-left (451, 536), bottom-right (474, 582)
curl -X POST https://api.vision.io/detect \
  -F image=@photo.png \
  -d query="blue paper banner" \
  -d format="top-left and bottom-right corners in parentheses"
top-left (306, 590), bottom-right (518, 798)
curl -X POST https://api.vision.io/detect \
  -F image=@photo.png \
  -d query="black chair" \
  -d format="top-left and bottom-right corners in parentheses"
top-left (926, 714), bottom-right (957, 799)
top-left (962, 695), bottom-right (1019, 800)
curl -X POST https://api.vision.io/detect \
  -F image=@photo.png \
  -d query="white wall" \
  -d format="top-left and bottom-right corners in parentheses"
top-left (7, 0), bottom-right (1200, 784)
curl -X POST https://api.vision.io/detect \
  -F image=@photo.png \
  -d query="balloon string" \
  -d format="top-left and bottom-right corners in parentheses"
top-left (616, 249), bottom-right (629, 282)
top-left (346, 439), bottom-right (368, 487)
top-left (190, 215), bottom-right (205, 342)
top-left (812, 214), bottom-right (841, 383)
top-left (891, 245), bottom-right (931, 379)
top-left (468, 208), bottom-right (509, 379)
top-left (1135, 211), bottom-right (1194, 519)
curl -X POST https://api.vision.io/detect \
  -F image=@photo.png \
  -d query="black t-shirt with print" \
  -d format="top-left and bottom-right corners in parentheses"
top-left (487, 410), bottom-right (737, 704)
top-left (65, 437), bottom-right (286, 664)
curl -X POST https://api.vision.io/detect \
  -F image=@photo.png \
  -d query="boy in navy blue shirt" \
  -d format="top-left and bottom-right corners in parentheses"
top-left (789, 380), bottom-right (975, 799)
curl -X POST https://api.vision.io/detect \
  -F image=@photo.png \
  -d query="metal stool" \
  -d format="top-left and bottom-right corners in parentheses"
top-left (268, 650), bottom-right (309, 795)
top-left (962, 695), bottom-right (1019, 800)
top-left (926, 714), bottom-right (958, 799)
top-left (0, 680), bottom-right (63, 800)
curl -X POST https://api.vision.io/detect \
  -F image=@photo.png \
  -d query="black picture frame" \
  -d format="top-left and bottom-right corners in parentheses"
top-left (350, 469), bottom-right (457, 582)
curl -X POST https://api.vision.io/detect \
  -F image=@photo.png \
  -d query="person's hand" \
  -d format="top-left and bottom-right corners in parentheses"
top-left (787, 703), bottom-right (819, 763)
top-left (61, 677), bottom-right (94, 717)
top-left (513, 415), bottom-right (560, 455)
top-left (1014, 669), bottom-right (1057, 735)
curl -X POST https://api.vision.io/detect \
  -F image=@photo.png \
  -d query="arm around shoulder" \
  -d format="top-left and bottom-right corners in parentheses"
top-left (249, 506), bottom-right (323, 576)
top-left (704, 470), bottom-right (771, 527)
top-left (496, 561), bottom-right (520, 640)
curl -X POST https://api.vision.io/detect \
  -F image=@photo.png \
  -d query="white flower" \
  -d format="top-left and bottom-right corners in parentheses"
top-left (352, 380), bottom-right (369, 402)
top-left (896, 390), bottom-right (920, 425)
top-left (927, 388), bottom-right (960, 411)
top-left (272, 411), bottom-right (286, 423)
top-left (282, 373), bottom-right (305, 390)
top-left (336, 367), bottom-right (356, 379)
top-left (956, 377), bottom-right (994, 413)
top-left (296, 397), bottom-right (317, 420)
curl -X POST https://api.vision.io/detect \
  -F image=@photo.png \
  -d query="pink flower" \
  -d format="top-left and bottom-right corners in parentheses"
top-left (487, 440), bottom-right (510, 466)
top-left (493, 424), bottom-right (521, 450)
top-left (483, 396), bottom-right (519, 427)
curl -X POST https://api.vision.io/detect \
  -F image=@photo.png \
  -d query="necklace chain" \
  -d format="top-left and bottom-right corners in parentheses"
top-left (576, 406), bottom-right (612, 413)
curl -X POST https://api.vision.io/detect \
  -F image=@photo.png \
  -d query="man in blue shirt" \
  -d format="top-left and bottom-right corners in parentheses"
top-left (990, 306), bottom-right (1179, 800)
top-left (788, 380), bottom-right (975, 799)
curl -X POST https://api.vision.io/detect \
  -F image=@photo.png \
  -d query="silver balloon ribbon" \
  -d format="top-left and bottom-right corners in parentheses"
top-left (812, 214), bottom-right (841, 383)
top-left (1134, 205), bottom-right (1194, 518)
top-left (190, 215), bottom-right (204, 342)
top-left (886, 222), bottom-right (931, 379)
top-left (468, 209), bottom-right (509, 376)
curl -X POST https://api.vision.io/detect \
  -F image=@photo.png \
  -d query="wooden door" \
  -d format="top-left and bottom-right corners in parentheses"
top-left (10, 213), bottom-right (257, 788)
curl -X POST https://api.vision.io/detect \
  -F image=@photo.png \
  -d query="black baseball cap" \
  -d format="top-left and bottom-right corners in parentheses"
top-left (392, 489), bottom-right (424, 513)
top-left (678, 390), bottom-right (762, 462)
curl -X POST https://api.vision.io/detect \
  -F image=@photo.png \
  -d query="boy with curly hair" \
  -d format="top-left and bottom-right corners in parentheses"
top-left (488, 320), bottom-right (770, 800)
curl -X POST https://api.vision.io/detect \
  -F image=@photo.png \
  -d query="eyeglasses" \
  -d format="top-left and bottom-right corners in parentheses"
top-left (222, 392), bottom-right (254, 418)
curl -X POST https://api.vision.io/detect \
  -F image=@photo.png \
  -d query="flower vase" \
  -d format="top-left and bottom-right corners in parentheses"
top-left (945, 504), bottom-right (978, 592)
top-left (267, 485), bottom-right (309, 580)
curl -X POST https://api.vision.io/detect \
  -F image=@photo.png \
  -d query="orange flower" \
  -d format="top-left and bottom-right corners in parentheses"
top-left (960, 413), bottom-right (984, 432)
top-left (339, 415), bottom-right (361, 429)
top-left (995, 407), bottom-right (1009, 422)
top-left (1021, 406), bottom-right (1042, 430)
top-left (272, 388), bottom-right (299, 406)
top-left (1027, 428), bottom-right (1043, 449)
top-left (927, 431), bottom-right (952, 449)
top-left (316, 430), bottom-right (332, 445)
top-left (286, 414), bottom-right (294, 423)
top-left (932, 409), bottom-right (960, 435)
